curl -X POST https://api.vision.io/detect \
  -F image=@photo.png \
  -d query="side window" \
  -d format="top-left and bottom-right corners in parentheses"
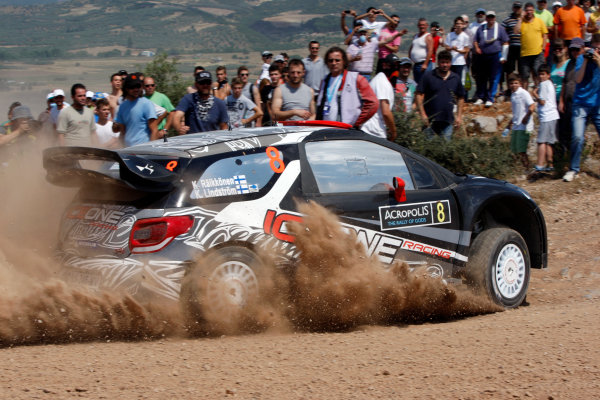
top-left (305, 140), bottom-right (414, 193)
top-left (190, 152), bottom-right (275, 199)
top-left (406, 156), bottom-right (439, 189)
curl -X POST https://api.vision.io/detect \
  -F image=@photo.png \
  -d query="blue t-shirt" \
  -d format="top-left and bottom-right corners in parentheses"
top-left (573, 54), bottom-right (600, 107)
top-left (474, 23), bottom-right (510, 55)
top-left (176, 93), bottom-right (228, 133)
top-left (115, 97), bottom-right (157, 147)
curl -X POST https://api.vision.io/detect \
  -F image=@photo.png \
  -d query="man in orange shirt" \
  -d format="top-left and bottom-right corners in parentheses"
top-left (553, 0), bottom-right (587, 47)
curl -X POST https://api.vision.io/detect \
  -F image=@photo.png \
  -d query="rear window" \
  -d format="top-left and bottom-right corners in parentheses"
top-left (190, 152), bottom-right (276, 199)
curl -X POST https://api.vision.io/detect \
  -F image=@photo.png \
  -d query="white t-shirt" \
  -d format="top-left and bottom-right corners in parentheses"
top-left (511, 87), bottom-right (535, 132)
top-left (95, 120), bottom-right (118, 146)
top-left (359, 19), bottom-right (387, 39)
top-left (584, 11), bottom-right (592, 43)
top-left (537, 80), bottom-right (559, 122)
top-left (444, 31), bottom-right (470, 65)
top-left (259, 63), bottom-right (271, 83)
top-left (361, 72), bottom-right (395, 138)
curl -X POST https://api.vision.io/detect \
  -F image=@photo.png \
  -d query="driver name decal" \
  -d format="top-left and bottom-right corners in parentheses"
top-left (190, 175), bottom-right (257, 199)
top-left (379, 200), bottom-right (451, 230)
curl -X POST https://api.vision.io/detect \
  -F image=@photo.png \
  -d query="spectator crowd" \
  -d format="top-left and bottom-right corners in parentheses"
top-left (1, 2), bottom-right (599, 181)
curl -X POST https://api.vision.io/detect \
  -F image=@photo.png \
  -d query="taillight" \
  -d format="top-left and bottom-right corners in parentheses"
top-left (129, 215), bottom-right (194, 254)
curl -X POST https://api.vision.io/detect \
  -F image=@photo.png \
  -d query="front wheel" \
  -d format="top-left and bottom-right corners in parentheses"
top-left (465, 228), bottom-right (530, 308)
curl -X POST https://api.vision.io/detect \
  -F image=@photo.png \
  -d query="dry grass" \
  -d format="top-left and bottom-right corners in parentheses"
top-left (202, 8), bottom-right (235, 16)
top-left (264, 11), bottom-right (326, 23)
top-left (59, 4), bottom-right (100, 17)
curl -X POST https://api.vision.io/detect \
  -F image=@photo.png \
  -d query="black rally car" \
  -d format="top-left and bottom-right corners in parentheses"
top-left (43, 121), bottom-right (547, 317)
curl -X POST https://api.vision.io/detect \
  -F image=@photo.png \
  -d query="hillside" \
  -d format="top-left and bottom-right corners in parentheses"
top-left (0, 0), bottom-right (516, 62)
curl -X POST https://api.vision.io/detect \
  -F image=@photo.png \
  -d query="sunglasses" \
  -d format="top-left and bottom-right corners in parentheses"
top-left (327, 58), bottom-right (342, 63)
top-left (240, 73), bottom-right (249, 76)
top-left (144, 84), bottom-right (155, 87)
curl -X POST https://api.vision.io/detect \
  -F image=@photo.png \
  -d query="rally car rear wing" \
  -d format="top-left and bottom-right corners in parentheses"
top-left (43, 147), bottom-right (188, 192)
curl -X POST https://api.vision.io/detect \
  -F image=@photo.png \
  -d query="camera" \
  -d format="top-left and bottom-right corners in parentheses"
top-left (584, 48), bottom-right (596, 60)
top-left (344, 10), bottom-right (351, 13)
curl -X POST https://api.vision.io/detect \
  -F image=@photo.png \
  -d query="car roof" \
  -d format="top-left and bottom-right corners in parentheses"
top-left (118, 125), bottom-right (350, 157)
top-left (120, 126), bottom-right (331, 156)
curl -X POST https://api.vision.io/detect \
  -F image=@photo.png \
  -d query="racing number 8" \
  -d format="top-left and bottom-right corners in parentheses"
top-left (266, 146), bottom-right (285, 173)
top-left (436, 202), bottom-right (446, 223)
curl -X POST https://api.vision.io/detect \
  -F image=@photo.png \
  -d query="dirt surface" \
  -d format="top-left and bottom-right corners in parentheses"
top-left (1, 167), bottom-right (600, 399)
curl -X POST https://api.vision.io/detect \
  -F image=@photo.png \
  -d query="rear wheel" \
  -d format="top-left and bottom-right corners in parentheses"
top-left (465, 228), bottom-right (530, 308)
top-left (180, 246), bottom-right (261, 332)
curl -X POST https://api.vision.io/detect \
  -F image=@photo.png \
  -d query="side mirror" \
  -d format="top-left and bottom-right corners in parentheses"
top-left (393, 177), bottom-right (406, 202)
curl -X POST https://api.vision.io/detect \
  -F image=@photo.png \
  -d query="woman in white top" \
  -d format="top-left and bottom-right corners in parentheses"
top-left (443, 16), bottom-right (471, 85)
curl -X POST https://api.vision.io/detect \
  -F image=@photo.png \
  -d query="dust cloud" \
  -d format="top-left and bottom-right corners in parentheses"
top-left (184, 202), bottom-right (501, 336)
top-left (286, 202), bottom-right (501, 329)
top-left (0, 136), bottom-right (183, 346)
top-left (0, 136), bottom-right (500, 346)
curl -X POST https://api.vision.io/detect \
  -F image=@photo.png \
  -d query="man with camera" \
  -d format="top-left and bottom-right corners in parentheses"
top-left (563, 33), bottom-right (600, 181)
top-left (353, 7), bottom-right (396, 40)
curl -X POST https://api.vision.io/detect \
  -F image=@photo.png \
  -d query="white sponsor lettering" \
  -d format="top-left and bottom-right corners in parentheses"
top-left (384, 205), bottom-right (429, 220)
top-left (374, 235), bottom-right (402, 264)
top-left (83, 208), bottom-right (125, 225)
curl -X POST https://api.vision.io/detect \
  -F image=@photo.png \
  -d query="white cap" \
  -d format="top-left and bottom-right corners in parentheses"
top-left (552, 1), bottom-right (562, 6)
top-left (86, 90), bottom-right (94, 98)
top-left (53, 89), bottom-right (65, 97)
top-left (46, 92), bottom-right (54, 100)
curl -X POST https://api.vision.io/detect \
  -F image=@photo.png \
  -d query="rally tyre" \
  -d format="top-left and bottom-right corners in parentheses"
top-left (465, 228), bottom-right (530, 308)
top-left (180, 246), bottom-right (262, 333)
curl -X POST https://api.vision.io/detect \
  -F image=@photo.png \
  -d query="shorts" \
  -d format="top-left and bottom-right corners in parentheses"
top-left (504, 45), bottom-right (521, 75)
top-left (510, 130), bottom-right (531, 153)
top-left (518, 52), bottom-right (545, 81)
top-left (537, 120), bottom-right (557, 144)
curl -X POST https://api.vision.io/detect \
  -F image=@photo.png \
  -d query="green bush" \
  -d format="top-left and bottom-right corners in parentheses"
top-left (97, 49), bottom-right (122, 58)
top-left (143, 52), bottom-right (188, 107)
top-left (393, 112), bottom-right (519, 179)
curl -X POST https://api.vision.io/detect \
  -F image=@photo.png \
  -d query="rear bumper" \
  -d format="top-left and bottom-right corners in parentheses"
top-left (58, 253), bottom-right (190, 302)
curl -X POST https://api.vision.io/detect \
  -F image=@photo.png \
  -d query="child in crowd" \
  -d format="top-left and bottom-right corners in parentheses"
top-left (532, 65), bottom-right (560, 172)
top-left (226, 78), bottom-right (263, 128)
top-left (504, 73), bottom-right (535, 169)
top-left (94, 98), bottom-right (119, 148)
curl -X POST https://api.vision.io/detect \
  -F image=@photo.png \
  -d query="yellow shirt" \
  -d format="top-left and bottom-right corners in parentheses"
top-left (520, 17), bottom-right (548, 57)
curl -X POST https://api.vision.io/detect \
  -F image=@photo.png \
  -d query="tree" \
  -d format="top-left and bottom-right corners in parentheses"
top-left (142, 52), bottom-right (188, 107)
